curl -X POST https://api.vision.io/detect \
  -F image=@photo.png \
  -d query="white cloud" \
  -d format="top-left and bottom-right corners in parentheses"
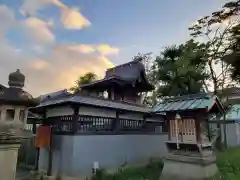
top-left (23, 17), bottom-right (55, 44)
top-left (60, 7), bottom-right (90, 29)
top-left (64, 44), bottom-right (120, 56)
top-left (0, 5), bottom-right (15, 38)
top-left (20, 0), bottom-right (90, 30)
top-left (67, 44), bottom-right (95, 54)
top-left (24, 44), bottom-right (114, 95)
top-left (20, 0), bottom-right (65, 16)
top-left (28, 59), bottom-right (50, 70)
top-left (97, 44), bottom-right (119, 56)
top-left (0, 41), bottom-right (115, 96)
top-left (0, 2), bottom-right (116, 96)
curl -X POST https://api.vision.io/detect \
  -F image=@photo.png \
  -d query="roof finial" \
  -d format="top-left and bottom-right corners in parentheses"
top-left (8, 69), bottom-right (25, 88)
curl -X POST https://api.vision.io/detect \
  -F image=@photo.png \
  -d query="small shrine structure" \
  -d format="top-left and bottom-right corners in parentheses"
top-left (29, 59), bottom-right (167, 179)
top-left (153, 93), bottom-right (224, 180)
top-left (0, 69), bottom-right (37, 180)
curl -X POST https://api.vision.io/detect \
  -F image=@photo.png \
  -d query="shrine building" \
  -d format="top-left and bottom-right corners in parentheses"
top-left (29, 59), bottom-right (168, 178)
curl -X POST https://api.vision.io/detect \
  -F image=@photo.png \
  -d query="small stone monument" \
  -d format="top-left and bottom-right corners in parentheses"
top-left (0, 69), bottom-right (37, 180)
top-left (153, 93), bottom-right (224, 180)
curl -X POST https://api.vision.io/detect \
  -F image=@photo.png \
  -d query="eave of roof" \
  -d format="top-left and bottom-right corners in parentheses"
top-left (153, 93), bottom-right (224, 113)
top-left (80, 76), bottom-right (128, 89)
top-left (30, 94), bottom-right (154, 114)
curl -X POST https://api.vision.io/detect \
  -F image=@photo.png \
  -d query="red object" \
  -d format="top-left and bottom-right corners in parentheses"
top-left (35, 125), bottom-right (51, 148)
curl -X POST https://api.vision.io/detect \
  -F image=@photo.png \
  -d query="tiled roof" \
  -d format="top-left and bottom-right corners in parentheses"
top-left (81, 60), bottom-right (154, 91)
top-left (106, 60), bottom-right (145, 81)
top-left (0, 87), bottom-right (37, 106)
top-left (39, 89), bottom-right (71, 102)
top-left (153, 93), bottom-right (223, 113)
top-left (33, 94), bottom-right (152, 113)
top-left (28, 111), bottom-right (42, 119)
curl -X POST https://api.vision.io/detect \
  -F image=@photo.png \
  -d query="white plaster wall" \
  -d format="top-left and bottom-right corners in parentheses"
top-left (46, 106), bottom-right (73, 117)
top-left (45, 105), bottom-right (162, 122)
top-left (226, 123), bottom-right (239, 147)
top-left (79, 106), bottom-right (116, 118)
top-left (79, 106), bottom-right (149, 121)
top-left (39, 134), bottom-right (168, 177)
top-left (119, 112), bottom-right (144, 120)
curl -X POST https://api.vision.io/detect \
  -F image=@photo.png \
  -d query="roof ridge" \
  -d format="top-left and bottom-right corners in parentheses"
top-left (75, 93), bottom-right (150, 108)
top-left (107, 59), bottom-right (139, 71)
top-left (162, 93), bottom-right (212, 102)
top-left (40, 91), bottom-right (150, 109)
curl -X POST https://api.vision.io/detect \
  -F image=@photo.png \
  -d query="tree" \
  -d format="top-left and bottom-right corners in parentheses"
top-left (149, 39), bottom-right (208, 98)
top-left (189, 0), bottom-right (240, 93)
top-left (224, 23), bottom-right (240, 82)
top-left (70, 72), bottom-right (97, 93)
top-left (189, 0), bottom-right (240, 150)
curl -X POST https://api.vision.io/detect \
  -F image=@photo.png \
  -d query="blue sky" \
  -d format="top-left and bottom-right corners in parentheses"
top-left (0, 0), bottom-right (227, 95)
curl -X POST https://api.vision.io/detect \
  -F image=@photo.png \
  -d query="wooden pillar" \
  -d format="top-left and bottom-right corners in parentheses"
top-left (47, 130), bottom-right (53, 176)
top-left (180, 119), bottom-right (184, 142)
top-left (195, 116), bottom-right (201, 144)
top-left (112, 111), bottom-right (120, 132)
top-left (72, 106), bottom-right (80, 134)
top-left (33, 119), bottom-right (39, 171)
top-left (167, 120), bottom-right (171, 141)
top-left (43, 109), bottom-right (53, 177)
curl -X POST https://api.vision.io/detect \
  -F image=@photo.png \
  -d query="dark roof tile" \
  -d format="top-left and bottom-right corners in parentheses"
top-left (33, 93), bottom-right (152, 113)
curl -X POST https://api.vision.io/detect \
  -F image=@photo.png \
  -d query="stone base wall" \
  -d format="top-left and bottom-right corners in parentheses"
top-left (39, 134), bottom-right (168, 178)
top-left (160, 154), bottom-right (218, 180)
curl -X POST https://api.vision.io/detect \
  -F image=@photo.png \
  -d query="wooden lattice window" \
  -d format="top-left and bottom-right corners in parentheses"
top-left (170, 119), bottom-right (196, 142)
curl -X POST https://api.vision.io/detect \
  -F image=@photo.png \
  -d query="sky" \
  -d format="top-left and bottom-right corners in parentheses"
top-left (0, 0), bottom-right (228, 96)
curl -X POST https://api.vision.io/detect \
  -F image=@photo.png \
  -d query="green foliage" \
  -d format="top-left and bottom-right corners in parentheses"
top-left (69, 72), bottom-right (97, 93)
top-left (212, 148), bottom-right (240, 180)
top-left (89, 148), bottom-right (240, 180)
top-left (91, 159), bottom-right (163, 180)
top-left (149, 39), bottom-right (207, 98)
top-left (189, 0), bottom-right (240, 91)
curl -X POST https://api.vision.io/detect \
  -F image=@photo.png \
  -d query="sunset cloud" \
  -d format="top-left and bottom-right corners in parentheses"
top-left (60, 7), bottom-right (90, 29)
top-left (23, 17), bottom-right (55, 44)
top-left (20, 0), bottom-right (90, 30)
top-left (28, 59), bottom-right (51, 70)
top-left (0, 1), bottom-right (116, 96)
top-left (97, 44), bottom-right (119, 56)
top-left (67, 44), bottom-right (95, 54)
top-left (24, 44), bottom-right (114, 95)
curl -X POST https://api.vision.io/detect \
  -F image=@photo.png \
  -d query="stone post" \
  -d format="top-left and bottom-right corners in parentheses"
top-left (0, 139), bottom-right (21, 180)
top-left (0, 121), bottom-right (31, 180)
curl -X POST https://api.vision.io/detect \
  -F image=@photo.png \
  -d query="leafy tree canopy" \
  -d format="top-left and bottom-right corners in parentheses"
top-left (149, 39), bottom-right (208, 98)
top-left (189, 0), bottom-right (240, 92)
top-left (69, 72), bottom-right (97, 94)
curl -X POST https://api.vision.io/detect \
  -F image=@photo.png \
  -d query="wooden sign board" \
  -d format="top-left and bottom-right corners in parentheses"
top-left (35, 125), bottom-right (51, 148)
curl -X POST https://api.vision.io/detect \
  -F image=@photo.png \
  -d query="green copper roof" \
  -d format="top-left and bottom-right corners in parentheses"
top-left (153, 93), bottom-right (223, 113)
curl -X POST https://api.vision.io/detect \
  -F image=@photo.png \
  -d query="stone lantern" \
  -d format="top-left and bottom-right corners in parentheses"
top-left (0, 69), bottom-right (38, 180)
